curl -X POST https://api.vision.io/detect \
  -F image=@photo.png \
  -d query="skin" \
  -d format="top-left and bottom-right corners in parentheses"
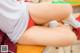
top-left (17, 2), bottom-right (77, 47)
top-left (17, 25), bottom-right (77, 47)
top-left (28, 2), bottom-right (73, 24)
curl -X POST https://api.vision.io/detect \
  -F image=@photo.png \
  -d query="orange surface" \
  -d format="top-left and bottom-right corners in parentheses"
top-left (17, 44), bottom-right (45, 53)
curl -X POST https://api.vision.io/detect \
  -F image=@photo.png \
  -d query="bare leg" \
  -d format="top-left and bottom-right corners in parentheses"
top-left (28, 2), bottom-right (72, 24)
top-left (17, 25), bottom-right (76, 47)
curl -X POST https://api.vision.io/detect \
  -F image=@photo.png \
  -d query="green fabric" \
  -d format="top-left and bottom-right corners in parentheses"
top-left (53, 0), bottom-right (64, 2)
top-left (50, 0), bottom-right (66, 4)
top-left (50, 0), bottom-right (80, 4)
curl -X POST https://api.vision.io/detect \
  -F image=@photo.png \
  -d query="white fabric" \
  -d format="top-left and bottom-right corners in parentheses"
top-left (0, 0), bottom-right (29, 43)
top-left (64, 14), bottom-right (80, 28)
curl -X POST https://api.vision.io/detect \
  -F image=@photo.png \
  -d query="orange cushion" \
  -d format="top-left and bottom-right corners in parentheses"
top-left (17, 44), bottom-right (45, 53)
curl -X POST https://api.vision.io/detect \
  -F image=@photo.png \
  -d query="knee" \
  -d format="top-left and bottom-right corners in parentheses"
top-left (29, 3), bottom-right (73, 24)
top-left (49, 4), bottom-right (73, 22)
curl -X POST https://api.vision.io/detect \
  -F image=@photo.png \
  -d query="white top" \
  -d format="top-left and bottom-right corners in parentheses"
top-left (0, 0), bottom-right (29, 43)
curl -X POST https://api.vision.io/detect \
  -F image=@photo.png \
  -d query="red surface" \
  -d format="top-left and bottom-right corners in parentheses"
top-left (27, 16), bottom-right (36, 29)
top-left (76, 15), bottom-right (80, 22)
top-left (73, 15), bottom-right (80, 40)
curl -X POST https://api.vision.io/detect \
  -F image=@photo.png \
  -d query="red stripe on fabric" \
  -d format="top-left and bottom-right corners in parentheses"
top-left (27, 16), bottom-right (35, 29)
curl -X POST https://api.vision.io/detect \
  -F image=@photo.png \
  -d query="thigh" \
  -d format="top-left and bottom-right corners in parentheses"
top-left (17, 26), bottom-right (76, 46)
top-left (29, 3), bottom-right (72, 25)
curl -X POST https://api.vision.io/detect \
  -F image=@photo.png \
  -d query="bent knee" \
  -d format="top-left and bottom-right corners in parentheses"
top-left (30, 3), bottom-right (72, 24)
